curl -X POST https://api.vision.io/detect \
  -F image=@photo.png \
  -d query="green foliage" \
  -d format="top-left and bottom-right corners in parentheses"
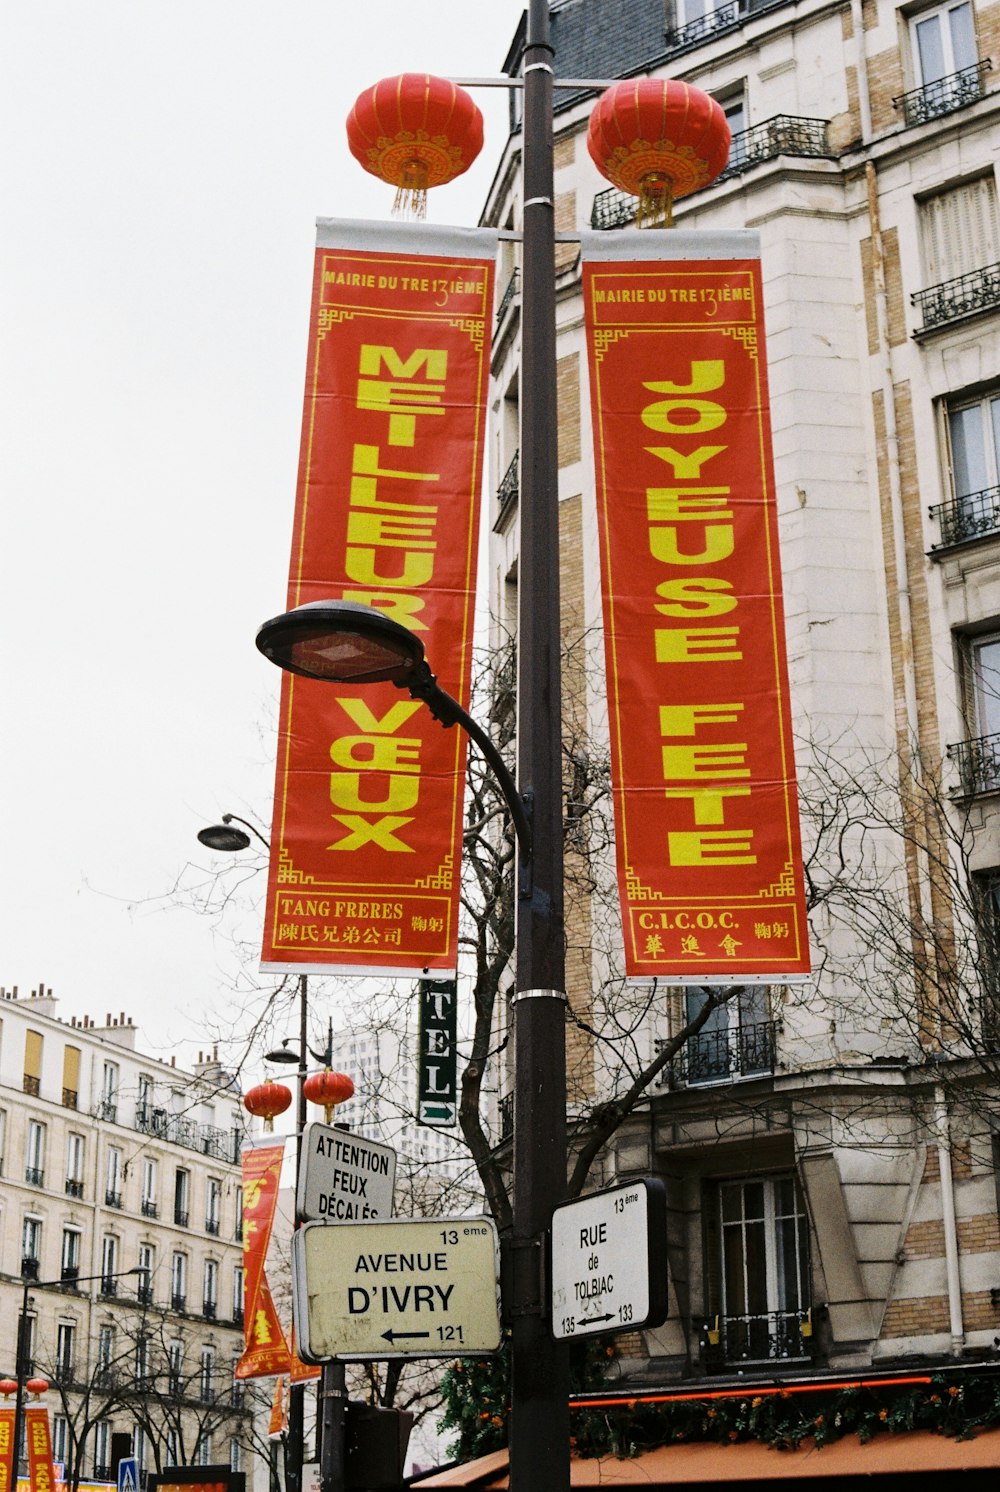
top-left (569, 1373), bottom-right (1000, 1460)
top-left (438, 1333), bottom-right (619, 1459)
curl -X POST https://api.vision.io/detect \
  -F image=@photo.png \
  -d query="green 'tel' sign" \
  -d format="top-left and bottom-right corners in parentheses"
top-left (417, 978), bottom-right (457, 1126)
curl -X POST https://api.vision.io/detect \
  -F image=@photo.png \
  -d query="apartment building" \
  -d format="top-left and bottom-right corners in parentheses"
top-left (0, 986), bottom-right (254, 1482)
top-left (480, 0), bottom-right (1000, 1388)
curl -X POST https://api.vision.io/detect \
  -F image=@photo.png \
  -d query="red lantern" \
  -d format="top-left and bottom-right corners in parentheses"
top-left (346, 73), bottom-right (484, 218)
top-left (26, 1378), bottom-right (49, 1397)
top-left (0, 1379), bottom-right (17, 1398)
top-left (304, 1070), bottom-right (355, 1124)
top-left (587, 80), bottom-right (731, 226)
top-left (243, 1079), bottom-right (293, 1133)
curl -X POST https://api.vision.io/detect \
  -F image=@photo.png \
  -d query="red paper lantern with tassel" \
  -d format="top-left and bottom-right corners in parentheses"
top-left (0, 1379), bottom-right (17, 1398)
top-left (346, 73), bottom-right (484, 217)
top-left (26, 1378), bottom-right (49, 1397)
top-left (304, 1070), bottom-right (354, 1125)
top-left (587, 80), bottom-right (731, 226)
top-left (243, 1079), bottom-right (293, 1133)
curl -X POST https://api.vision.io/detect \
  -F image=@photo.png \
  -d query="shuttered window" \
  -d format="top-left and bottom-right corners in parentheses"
top-left (23, 1030), bottom-right (42, 1093)
top-left (921, 175), bottom-right (1000, 285)
top-left (62, 1045), bottom-right (80, 1108)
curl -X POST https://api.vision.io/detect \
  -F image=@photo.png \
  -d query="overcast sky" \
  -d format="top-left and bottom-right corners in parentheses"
top-left (1, 1), bottom-right (524, 1066)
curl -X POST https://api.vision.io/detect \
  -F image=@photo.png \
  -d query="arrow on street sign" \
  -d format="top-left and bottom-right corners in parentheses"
top-left (381, 1329), bottom-right (431, 1344)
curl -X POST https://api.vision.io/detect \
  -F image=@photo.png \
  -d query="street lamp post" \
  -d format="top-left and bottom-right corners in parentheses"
top-left (10, 1268), bottom-right (142, 1485)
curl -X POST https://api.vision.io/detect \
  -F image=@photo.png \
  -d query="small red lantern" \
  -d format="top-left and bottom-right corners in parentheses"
top-left (243, 1079), bottom-right (293, 1133)
top-left (587, 80), bottom-right (731, 226)
top-left (0, 1379), bottom-right (17, 1398)
top-left (26, 1378), bottom-right (49, 1398)
top-left (346, 73), bottom-right (484, 218)
top-left (304, 1070), bottom-right (355, 1125)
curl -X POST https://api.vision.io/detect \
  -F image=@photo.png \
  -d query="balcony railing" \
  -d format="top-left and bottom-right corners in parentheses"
top-left (591, 116), bottom-right (832, 229)
top-left (948, 732), bottom-right (1000, 796)
top-left (97, 1098), bottom-right (117, 1123)
top-left (930, 485), bottom-right (1000, 549)
top-left (174, 1209), bottom-right (189, 1228)
top-left (913, 261), bottom-right (1000, 332)
top-left (23, 1075), bottom-right (40, 1097)
top-left (205, 1217), bottom-right (220, 1236)
top-left (62, 1088), bottom-right (78, 1110)
top-left (496, 268), bottom-right (520, 327)
top-left (662, 1019), bottom-right (777, 1088)
top-left (172, 1291), bottom-right (187, 1312)
top-left (496, 452), bottom-right (519, 530)
top-left (100, 1276), bottom-right (118, 1298)
top-left (134, 1107), bottom-right (241, 1165)
top-left (137, 1283), bottom-right (154, 1305)
top-left (893, 59), bottom-right (991, 127)
top-left (141, 1198), bottom-right (158, 1218)
top-left (21, 1257), bottom-right (40, 1279)
top-left (61, 1264), bottom-right (80, 1284)
top-left (25, 1166), bottom-right (44, 1187)
top-left (665, 0), bottom-right (794, 53)
top-left (232, 1305), bottom-right (244, 1327)
top-left (701, 1308), bottom-right (812, 1366)
top-left (65, 1178), bottom-right (84, 1198)
top-left (105, 1189), bottom-right (122, 1209)
top-left (203, 1301), bottom-right (217, 1321)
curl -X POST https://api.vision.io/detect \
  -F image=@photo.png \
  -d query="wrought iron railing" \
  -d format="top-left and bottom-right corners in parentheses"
top-left (893, 59), bottom-right (991, 127)
top-left (496, 452), bottom-right (519, 529)
top-left (591, 116), bottom-right (832, 228)
top-left (96, 1098), bottom-right (117, 1123)
top-left (100, 1276), bottom-right (118, 1298)
top-left (62, 1087), bottom-right (78, 1110)
top-left (205, 1217), bottom-right (220, 1236)
top-left (25, 1166), bottom-right (44, 1187)
top-left (496, 268), bottom-right (520, 327)
top-left (702, 1308), bottom-right (812, 1364)
top-left (65, 1177), bottom-right (84, 1198)
top-left (61, 1264), bottom-right (80, 1284)
top-left (499, 1093), bottom-right (514, 1142)
top-left (137, 1283), bottom-right (154, 1305)
top-left (105, 1189), bottom-right (122, 1209)
top-left (948, 732), bottom-right (1000, 796)
top-left (23, 1075), bottom-right (40, 1097)
top-left (172, 1291), bottom-right (187, 1312)
top-left (913, 261), bottom-right (1000, 331)
top-left (21, 1257), bottom-right (39, 1279)
top-left (175, 1208), bottom-right (189, 1228)
top-left (141, 1198), bottom-right (158, 1218)
top-left (930, 486), bottom-right (1000, 549)
top-left (134, 1107), bottom-right (241, 1165)
top-left (661, 1019), bottom-right (776, 1087)
top-left (667, 1), bottom-right (741, 50)
top-left (203, 1300), bottom-right (217, 1321)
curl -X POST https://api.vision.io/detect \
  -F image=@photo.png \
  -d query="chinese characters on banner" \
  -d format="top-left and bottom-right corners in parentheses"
top-left (262, 220), bottom-right (496, 976)
top-left (0, 1410), bottom-right (13, 1492)
top-left (235, 1142), bottom-right (291, 1380)
top-left (582, 233), bottom-right (810, 981)
top-left (25, 1408), bottom-right (56, 1492)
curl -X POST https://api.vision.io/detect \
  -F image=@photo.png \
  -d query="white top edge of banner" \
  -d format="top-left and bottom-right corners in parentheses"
top-left (578, 227), bottom-right (760, 262)
top-left (315, 216), bottom-right (499, 258)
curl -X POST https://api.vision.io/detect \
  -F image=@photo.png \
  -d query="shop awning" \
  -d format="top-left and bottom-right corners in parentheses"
top-left (410, 1428), bottom-right (1000, 1487)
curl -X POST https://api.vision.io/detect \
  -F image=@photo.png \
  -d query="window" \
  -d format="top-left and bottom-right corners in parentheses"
top-left (206, 1177), bottom-right (222, 1234)
top-left (94, 1421), bottom-right (111, 1479)
top-left (684, 986), bottom-right (775, 1084)
top-left (134, 1427), bottom-right (147, 1474)
top-left (232, 1265), bottom-right (244, 1324)
top-left (721, 93), bottom-right (748, 171)
top-left (944, 389), bottom-right (1000, 541)
top-left (195, 1433), bottom-right (212, 1467)
top-left (135, 1333), bottom-right (152, 1387)
top-left (100, 1062), bottom-right (118, 1122)
top-left (174, 1168), bottom-right (190, 1227)
top-left (199, 1346), bottom-right (215, 1402)
top-left (61, 1227), bottom-right (81, 1282)
top-left (171, 1251), bottom-right (188, 1310)
top-left (921, 176), bottom-right (1000, 286)
top-left (23, 1030), bottom-right (42, 1097)
top-left (229, 1438), bottom-right (243, 1473)
top-left (704, 1174), bottom-right (811, 1363)
top-left (22, 1216), bottom-right (41, 1275)
top-left (141, 1158), bottom-right (158, 1216)
top-left (65, 1133), bottom-right (84, 1197)
top-left (20, 1314), bottom-right (36, 1374)
top-left (97, 1324), bottom-right (115, 1382)
top-left (165, 1429), bottom-right (179, 1467)
top-left (234, 1186), bottom-right (243, 1240)
top-left (167, 1339), bottom-right (183, 1395)
top-left (52, 1416), bottom-right (70, 1466)
top-left (0, 1107), bottom-right (6, 1174)
top-left (912, 0), bottom-right (977, 85)
top-left (56, 1321), bottom-right (75, 1379)
top-left (203, 1259), bottom-right (219, 1318)
top-left (62, 1046), bottom-right (80, 1110)
top-left (675, 0), bottom-right (738, 37)
top-left (25, 1121), bottom-right (45, 1185)
top-left (105, 1146), bottom-right (123, 1207)
top-left (137, 1073), bottom-right (153, 1120)
top-left (968, 635), bottom-right (1000, 740)
top-left (101, 1234), bottom-right (119, 1293)
top-left (137, 1243), bottom-right (155, 1304)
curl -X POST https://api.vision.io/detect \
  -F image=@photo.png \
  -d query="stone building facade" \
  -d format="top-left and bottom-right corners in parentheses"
top-left (0, 986), bottom-right (255, 1482)
top-left (482, 0), bottom-right (1000, 1385)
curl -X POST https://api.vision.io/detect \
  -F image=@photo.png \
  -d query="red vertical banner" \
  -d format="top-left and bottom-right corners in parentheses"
top-left (235, 1142), bottom-right (291, 1379)
top-left (0, 1409), bottom-right (14, 1492)
top-left (262, 220), bottom-right (496, 976)
top-left (582, 236), bottom-right (809, 981)
top-left (25, 1408), bottom-right (55, 1492)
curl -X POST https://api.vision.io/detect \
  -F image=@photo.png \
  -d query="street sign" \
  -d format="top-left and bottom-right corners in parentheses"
top-left (296, 1122), bottom-right (397, 1223)
top-left (417, 978), bottom-right (457, 1125)
top-left (550, 1178), bottom-right (668, 1340)
top-left (117, 1459), bottom-right (138, 1492)
top-left (292, 1216), bottom-right (502, 1360)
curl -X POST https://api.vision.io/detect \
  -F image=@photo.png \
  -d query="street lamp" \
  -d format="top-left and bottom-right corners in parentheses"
top-left (10, 1268), bottom-right (143, 1483)
top-left (259, 5), bottom-right (569, 1486)
top-left (197, 813), bottom-right (270, 854)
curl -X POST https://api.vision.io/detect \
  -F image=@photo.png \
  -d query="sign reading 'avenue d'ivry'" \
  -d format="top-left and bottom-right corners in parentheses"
top-left (550, 1178), bottom-right (668, 1340)
top-left (296, 1121), bottom-right (397, 1223)
top-left (292, 1217), bottom-right (502, 1361)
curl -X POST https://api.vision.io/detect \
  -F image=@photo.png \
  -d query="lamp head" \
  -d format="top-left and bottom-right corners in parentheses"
top-left (256, 600), bottom-right (425, 686)
top-left (197, 822), bottom-right (252, 853)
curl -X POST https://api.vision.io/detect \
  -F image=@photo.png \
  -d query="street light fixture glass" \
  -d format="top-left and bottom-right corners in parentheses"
top-left (197, 822), bottom-right (251, 852)
top-left (256, 600), bottom-right (425, 686)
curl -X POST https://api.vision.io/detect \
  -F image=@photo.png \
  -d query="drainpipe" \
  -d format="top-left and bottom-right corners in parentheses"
top-left (851, 0), bottom-right (873, 144)
top-left (935, 1088), bottom-right (965, 1354)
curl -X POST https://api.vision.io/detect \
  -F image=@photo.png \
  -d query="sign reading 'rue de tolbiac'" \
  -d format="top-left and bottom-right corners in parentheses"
top-left (292, 1216), bottom-right (502, 1361)
top-left (551, 1178), bottom-right (668, 1341)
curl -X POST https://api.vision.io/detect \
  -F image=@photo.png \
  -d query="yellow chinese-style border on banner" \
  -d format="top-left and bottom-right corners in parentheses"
top-left (261, 220), bottom-right (496, 978)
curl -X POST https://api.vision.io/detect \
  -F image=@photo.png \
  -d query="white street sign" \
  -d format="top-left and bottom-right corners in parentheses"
top-left (296, 1121), bottom-right (397, 1223)
top-left (550, 1178), bottom-right (667, 1340)
top-left (293, 1216), bottom-right (502, 1360)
